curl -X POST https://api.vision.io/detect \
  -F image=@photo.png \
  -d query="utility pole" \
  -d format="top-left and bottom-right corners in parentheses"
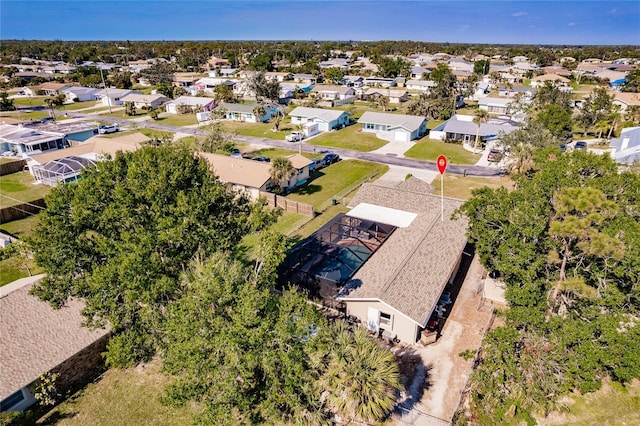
top-left (99, 66), bottom-right (113, 113)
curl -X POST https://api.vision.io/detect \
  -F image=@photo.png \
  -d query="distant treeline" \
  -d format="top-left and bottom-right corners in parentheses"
top-left (1, 40), bottom-right (639, 69)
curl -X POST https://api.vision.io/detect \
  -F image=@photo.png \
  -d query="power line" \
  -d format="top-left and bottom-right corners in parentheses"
top-left (0, 194), bottom-right (46, 210)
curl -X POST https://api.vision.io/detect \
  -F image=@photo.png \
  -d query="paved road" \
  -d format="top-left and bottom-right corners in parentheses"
top-left (67, 111), bottom-right (506, 177)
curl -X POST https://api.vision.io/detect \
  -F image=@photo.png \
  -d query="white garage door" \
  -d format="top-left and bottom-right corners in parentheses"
top-left (317, 122), bottom-right (330, 132)
top-left (394, 130), bottom-right (409, 142)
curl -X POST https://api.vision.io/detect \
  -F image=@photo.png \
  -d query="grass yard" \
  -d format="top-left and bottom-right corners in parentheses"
top-left (245, 146), bottom-right (315, 160)
top-left (404, 139), bottom-right (481, 165)
top-left (98, 110), bottom-right (151, 120)
top-left (0, 171), bottom-right (51, 208)
top-left (0, 214), bottom-right (41, 238)
top-left (12, 96), bottom-right (51, 107)
top-left (291, 204), bottom-right (350, 240)
top-left (220, 121), bottom-right (291, 140)
top-left (537, 379), bottom-right (640, 426)
top-left (36, 360), bottom-right (199, 426)
top-left (0, 257), bottom-right (44, 287)
top-left (54, 101), bottom-right (101, 111)
top-left (0, 110), bottom-right (52, 122)
top-left (287, 159), bottom-right (388, 209)
top-left (155, 113), bottom-right (198, 127)
top-left (238, 211), bottom-right (311, 260)
top-left (427, 120), bottom-right (445, 130)
top-left (309, 124), bottom-right (388, 152)
top-left (430, 174), bottom-right (515, 200)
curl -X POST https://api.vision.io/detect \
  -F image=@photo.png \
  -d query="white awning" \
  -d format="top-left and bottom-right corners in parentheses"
top-left (347, 202), bottom-right (417, 228)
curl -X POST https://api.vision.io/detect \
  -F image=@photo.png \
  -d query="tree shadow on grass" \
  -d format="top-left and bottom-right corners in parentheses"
top-left (290, 183), bottom-right (322, 196)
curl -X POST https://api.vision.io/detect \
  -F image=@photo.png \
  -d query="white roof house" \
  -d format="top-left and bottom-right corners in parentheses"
top-left (288, 107), bottom-right (350, 132)
top-left (164, 96), bottom-right (217, 114)
top-left (358, 111), bottom-right (427, 142)
top-left (610, 126), bottom-right (640, 164)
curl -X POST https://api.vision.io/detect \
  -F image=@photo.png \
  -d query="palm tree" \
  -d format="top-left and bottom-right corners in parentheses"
top-left (252, 104), bottom-right (266, 122)
top-left (378, 95), bottom-right (389, 111)
top-left (269, 157), bottom-right (295, 193)
top-left (270, 112), bottom-right (283, 131)
top-left (507, 143), bottom-right (535, 175)
top-left (473, 110), bottom-right (490, 153)
top-left (316, 326), bottom-right (402, 424)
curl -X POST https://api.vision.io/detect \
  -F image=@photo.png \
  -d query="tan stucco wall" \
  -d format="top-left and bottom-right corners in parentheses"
top-left (345, 300), bottom-right (421, 344)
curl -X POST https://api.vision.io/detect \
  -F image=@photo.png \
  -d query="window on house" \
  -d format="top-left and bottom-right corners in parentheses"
top-left (379, 311), bottom-right (393, 327)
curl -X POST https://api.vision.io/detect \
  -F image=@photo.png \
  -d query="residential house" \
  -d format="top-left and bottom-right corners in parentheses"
top-left (363, 89), bottom-right (409, 104)
top-left (265, 72), bottom-right (293, 82)
top-left (405, 79), bottom-right (436, 93)
top-left (448, 59), bottom-right (474, 73)
top-left (292, 73), bottom-right (317, 84)
top-left (410, 66), bottom-right (430, 80)
top-left (0, 275), bottom-right (110, 412)
top-left (530, 73), bottom-right (572, 88)
top-left (172, 72), bottom-right (202, 88)
top-left (194, 77), bottom-right (237, 93)
top-left (429, 114), bottom-right (519, 145)
top-left (319, 58), bottom-right (349, 70)
top-left (218, 102), bottom-right (276, 123)
top-left (62, 86), bottom-right (100, 102)
top-left (312, 85), bottom-right (356, 106)
top-left (119, 93), bottom-right (170, 110)
top-left (613, 92), bottom-right (640, 112)
top-left (95, 88), bottom-right (138, 107)
top-left (24, 82), bottom-right (71, 97)
top-left (0, 122), bottom-right (95, 155)
top-left (342, 75), bottom-right (364, 88)
top-left (288, 107), bottom-right (350, 132)
top-left (164, 96), bottom-right (216, 114)
top-left (610, 126), bottom-right (640, 164)
top-left (27, 132), bottom-right (148, 186)
top-left (479, 97), bottom-right (513, 115)
top-left (218, 68), bottom-right (238, 78)
top-left (363, 77), bottom-right (396, 88)
top-left (498, 85), bottom-right (533, 98)
top-left (358, 111), bottom-right (427, 142)
top-left (331, 179), bottom-right (468, 344)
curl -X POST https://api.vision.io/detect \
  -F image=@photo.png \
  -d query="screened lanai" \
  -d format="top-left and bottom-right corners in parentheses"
top-left (31, 156), bottom-right (96, 186)
top-left (278, 213), bottom-right (396, 301)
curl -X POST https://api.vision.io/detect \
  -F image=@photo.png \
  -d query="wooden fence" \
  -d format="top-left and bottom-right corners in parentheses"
top-left (260, 192), bottom-right (314, 217)
top-left (0, 159), bottom-right (27, 176)
top-left (0, 198), bottom-right (46, 223)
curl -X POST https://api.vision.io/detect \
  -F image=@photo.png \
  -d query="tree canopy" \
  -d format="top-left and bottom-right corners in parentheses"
top-left (458, 149), bottom-right (640, 423)
top-left (31, 145), bottom-right (276, 366)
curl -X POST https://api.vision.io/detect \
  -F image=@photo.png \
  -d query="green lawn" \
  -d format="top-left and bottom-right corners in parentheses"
top-left (54, 101), bottom-right (101, 111)
top-left (0, 214), bottom-right (41, 238)
top-left (245, 147), bottom-right (316, 160)
top-left (0, 171), bottom-right (51, 208)
top-left (238, 211), bottom-right (311, 260)
top-left (98, 110), bottom-right (151, 120)
top-left (0, 257), bottom-right (44, 287)
top-left (404, 139), bottom-right (481, 165)
top-left (12, 96), bottom-right (51, 107)
top-left (309, 124), bottom-right (388, 152)
top-left (427, 120), bottom-right (445, 130)
top-left (0, 110), bottom-right (52, 122)
top-left (291, 204), bottom-right (350, 240)
top-left (36, 360), bottom-right (199, 426)
top-left (536, 380), bottom-right (640, 426)
top-left (220, 120), bottom-right (292, 140)
top-left (155, 113), bottom-right (198, 127)
top-left (287, 159), bottom-right (388, 209)
top-left (431, 174), bottom-right (515, 200)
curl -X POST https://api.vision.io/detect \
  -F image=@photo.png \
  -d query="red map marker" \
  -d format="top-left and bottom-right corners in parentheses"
top-left (437, 155), bottom-right (447, 175)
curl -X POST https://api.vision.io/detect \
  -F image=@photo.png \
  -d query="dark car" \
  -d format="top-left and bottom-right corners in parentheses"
top-left (252, 155), bottom-right (270, 163)
top-left (309, 158), bottom-right (324, 171)
top-left (574, 141), bottom-right (588, 150)
top-left (559, 144), bottom-right (567, 151)
top-left (40, 116), bottom-right (55, 123)
top-left (230, 148), bottom-right (242, 158)
top-left (322, 153), bottom-right (340, 166)
top-left (487, 149), bottom-right (503, 162)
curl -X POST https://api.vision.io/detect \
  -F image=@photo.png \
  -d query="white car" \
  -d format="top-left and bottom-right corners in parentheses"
top-left (98, 124), bottom-right (119, 134)
top-left (285, 131), bottom-right (305, 142)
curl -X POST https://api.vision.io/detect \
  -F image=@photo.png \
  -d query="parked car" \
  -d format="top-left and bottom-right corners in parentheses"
top-left (322, 153), bottom-right (340, 166)
top-left (487, 149), bottom-right (503, 162)
top-left (286, 131), bottom-right (305, 142)
top-left (574, 141), bottom-right (588, 150)
top-left (98, 124), bottom-right (119, 134)
top-left (230, 148), bottom-right (242, 158)
top-left (40, 116), bottom-right (55, 123)
top-left (252, 156), bottom-right (270, 163)
top-left (309, 158), bottom-right (324, 172)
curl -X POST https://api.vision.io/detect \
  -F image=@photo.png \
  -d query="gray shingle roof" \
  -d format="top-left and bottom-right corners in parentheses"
top-left (337, 181), bottom-right (468, 326)
top-left (0, 275), bottom-right (110, 400)
top-left (434, 115), bottom-right (520, 137)
top-left (358, 111), bottom-right (426, 132)
top-left (289, 106), bottom-right (349, 123)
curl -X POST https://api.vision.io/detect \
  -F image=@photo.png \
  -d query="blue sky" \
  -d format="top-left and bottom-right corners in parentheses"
top-left (1, 1), bottom-right (638, 45)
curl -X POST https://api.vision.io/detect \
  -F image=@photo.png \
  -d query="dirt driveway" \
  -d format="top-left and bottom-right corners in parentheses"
top-left (393, 253), bottom-right (496, 425)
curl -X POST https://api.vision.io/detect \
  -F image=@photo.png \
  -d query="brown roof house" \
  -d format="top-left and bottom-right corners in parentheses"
top-left (280, 178), bottom-right (469, 345)
top-left (0, 275), bottom-right (110, 412)
top-left (199, 153), bottom-right (313, 200)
